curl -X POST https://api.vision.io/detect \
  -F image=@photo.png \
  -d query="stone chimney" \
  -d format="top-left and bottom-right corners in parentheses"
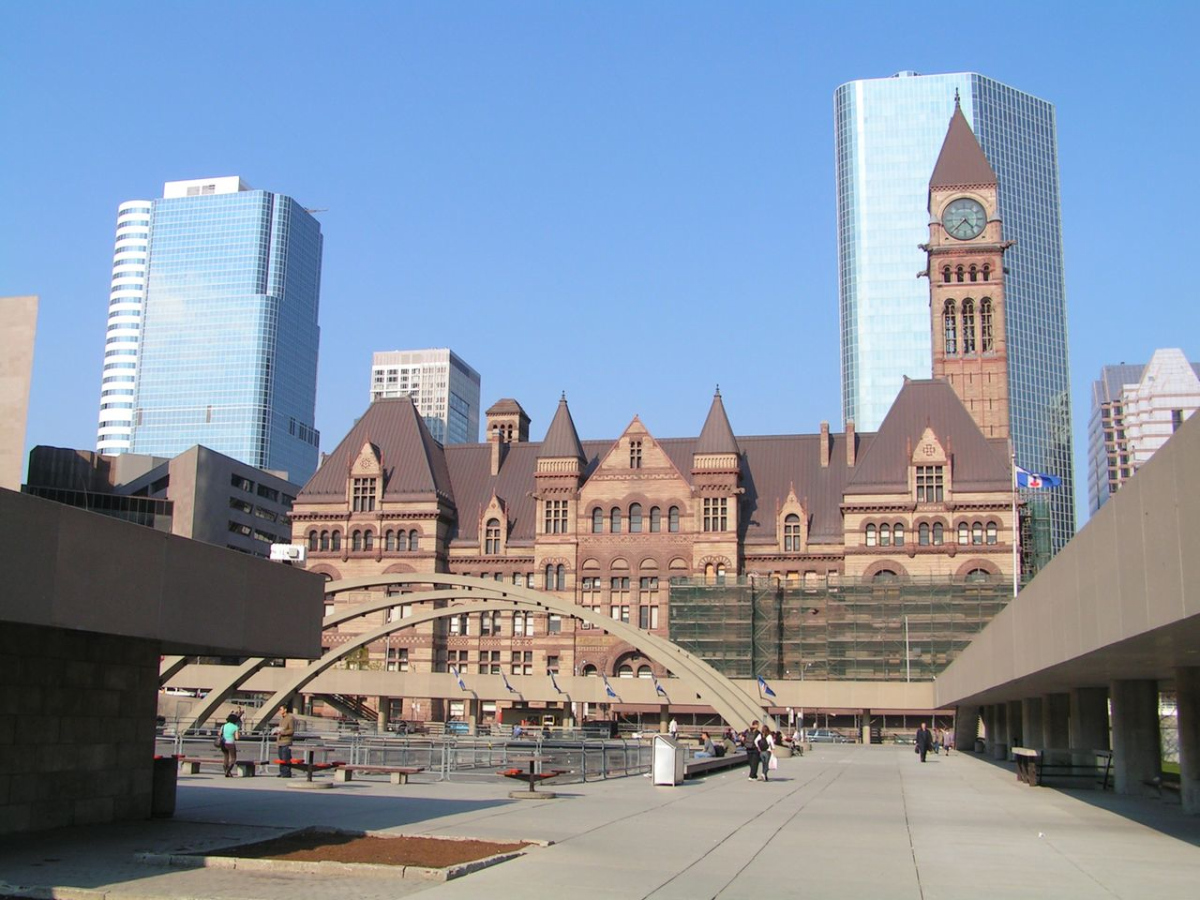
top-left (845, 419), bottom-right (856, 467)
top-left (819, 421), bottom-right (830, 468)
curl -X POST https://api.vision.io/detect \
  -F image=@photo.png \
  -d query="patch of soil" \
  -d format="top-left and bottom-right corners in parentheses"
top-left (215, 831), bottom-right (529, 868)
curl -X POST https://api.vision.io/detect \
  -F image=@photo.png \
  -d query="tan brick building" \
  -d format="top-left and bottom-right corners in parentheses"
top-left (287, 97), bottom-right (1018, 726)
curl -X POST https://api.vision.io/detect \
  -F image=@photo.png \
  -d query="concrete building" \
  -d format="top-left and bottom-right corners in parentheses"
top-left (835, 71), bottom-right (1075, 553)
top-left (0, 295), bottom-right (38, 490)
top-left (98, 176), bottom-right (323, 484)
top-left (24, 445), bottom-right (300, 557)
top-left (369, 348), bottom-right (481, 444)
top-left (1088, 349), bottom-right (1200, 514)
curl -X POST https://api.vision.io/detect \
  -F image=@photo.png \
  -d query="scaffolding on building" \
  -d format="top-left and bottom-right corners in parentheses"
top-left (668, 574), bottom-right (1014, 682)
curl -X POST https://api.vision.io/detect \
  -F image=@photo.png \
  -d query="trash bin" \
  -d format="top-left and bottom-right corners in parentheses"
top-left (652, 735), bottom-right (685, 786)
top-left (151, 755), bottom-right (178, 818)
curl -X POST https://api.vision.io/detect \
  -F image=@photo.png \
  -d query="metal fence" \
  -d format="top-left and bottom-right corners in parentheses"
top-left (156, 730), bottom-right (652, 784)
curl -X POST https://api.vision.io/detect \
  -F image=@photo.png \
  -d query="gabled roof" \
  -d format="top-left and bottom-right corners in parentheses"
top-left (539, 395), bottom-right (586, 461)
top-left (696, 389), bottom-right (740, 455)
top-left (929, 100), bottom-right (997, 191)
top-left (299, 398), bottom-right (455, 504)
top-left (845, 379), bottom-right (1010, 494)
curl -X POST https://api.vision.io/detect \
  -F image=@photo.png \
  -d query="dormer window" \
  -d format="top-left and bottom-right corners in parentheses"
top-left (783, 514), bottom-right (802, 552)
top-left (916, 466), bottom-right (944, 503)
top-left (630, 440), bottom-right (643, 469)
top-left (485, 518), bottom-right (501, 555)
top-left (352, 477), bottom-right (377, 512)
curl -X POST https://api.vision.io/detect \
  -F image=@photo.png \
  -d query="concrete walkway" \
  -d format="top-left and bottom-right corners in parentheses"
top-left (2, 746), bottom-right (1198, 899)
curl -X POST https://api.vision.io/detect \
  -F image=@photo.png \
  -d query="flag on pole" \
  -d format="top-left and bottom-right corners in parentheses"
top-left (654, 677), bottom-right (668, 699)
top-left (450, 665), bottom-right (466, 691)
top-left (602, 674), bottom-right (618, 699)
top-left (757, 675), bottom-right (776, 698)
top-left (1016, 466), bottom-right (1062, 490)
top-left (502, 673), bottom-right (518, 694)
top-left (548, 670), bottom-right (564, 694)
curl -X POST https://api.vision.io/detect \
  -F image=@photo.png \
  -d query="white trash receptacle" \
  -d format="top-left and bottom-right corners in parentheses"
top-left (652, 734), bottom-right (685, 785)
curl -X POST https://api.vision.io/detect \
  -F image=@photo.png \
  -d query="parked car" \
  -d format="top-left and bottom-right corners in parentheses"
top-left (806, 728), bottom-right (852, 743)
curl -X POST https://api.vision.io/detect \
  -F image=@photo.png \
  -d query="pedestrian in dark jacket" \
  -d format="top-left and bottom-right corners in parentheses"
top-left (745, 720), bottom-right (761, 780)
top-left (915, 722), bottom-right (933, 763)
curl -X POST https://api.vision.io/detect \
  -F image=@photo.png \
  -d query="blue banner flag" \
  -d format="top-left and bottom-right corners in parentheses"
top-left (502, 673), bottom-right (518, 694)
top-left (757, 675), bottom-right (776, 698)
top-left (1016, 466), bottom-right (1062, 490)
top-left (654, 677), bottom-right (668, 698)
top-left (602, 675), bottom-right (618, 699)
top-left (451, 665), bottom-right (466, 692)
top-left (549, 670), bottom-right (564, 694)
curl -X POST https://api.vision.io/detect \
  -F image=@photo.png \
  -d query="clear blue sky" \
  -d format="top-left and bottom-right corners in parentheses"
top-left (3, 1), bottom-right (1197, 527)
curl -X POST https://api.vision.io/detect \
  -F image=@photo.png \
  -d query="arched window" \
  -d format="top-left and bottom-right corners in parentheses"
top-left (919, 523), bottom-right (930, 546)
top-left (893, 523), bottom-right (905, 547)
top-left (331, 531), bottom-right (341, 551)
top-left (980, 298), bottom-right (994, 352)
top-left (637, 665), bottom-right (653, 679)
top-left (408, 529), bottom-right (419, 551)
top-left (982, 264), bottom-right (991, 281)
top-left (972, 522), bottom-right (984, 545)
top-left (351, 530), bottom-right (363, 551)
top-left (610, 507), bottom-right (622, 534)
top-left (961, 299), bottom-right (976, 353)
top-left (865, 524), bottom-right (877, 547)
top-left (592, 508), bottom-right (604, 533)
top-left (545, 564), bottom-right (555, 590)
top-left (557, 564), bottom-right (565, 589)
top-left (629, 503), bottom-right (643, 533)
top-left (716, 563), bottom-right (726, 584)
top-left (618, 664), bottom-right (634, 679)
top-left (969, 264), bottom-right (978, 282)
top-left (873, 569), bottom-right (898, 583)
top-left (485, 518), bottom-right (501, 555)
top-left (320, 530), bottom-right (330, 551)
top-left (668, 506), bottom-right (680, 533)
top-left (650, 506), bottom-right (661, 532)
top-left (704, 563), bottom-right (715, 583)
top-left (956, 265), bottom-right (965, 283)
top-left (943, 300), bottom-right (958, 355)
top-left (966, 568), bottom-right (991, 583)
top-left (308, 531), bottom-right (319, 551)
top-left (385, 530), bottom-right (396, 551)
top-left (986, 521), bottom-right (998, 545)
top-left (784, 514), bottom-right (801, 552)
top-left (958, 523), bottom-right (969, 545)
top-left (363, 531), bottom-right (374, 551)
top-left (879, 523), bottom-right (891, 547)
top-left (932, 523), bottom-right (944, 546)
top-left (581, 664), bottom-right (598, 677)
top-left (942, 265), bottom-right (951, 283)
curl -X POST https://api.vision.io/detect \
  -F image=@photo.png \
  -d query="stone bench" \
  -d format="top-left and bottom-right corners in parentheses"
top-left (333, 765), bottom-right (424, 785)
top-left (179, 757), bottom-right (257, 777)
top-left (684, 751), bottom-right (748, 778)
top-left (1013, 748), bottom-right (1112, 790)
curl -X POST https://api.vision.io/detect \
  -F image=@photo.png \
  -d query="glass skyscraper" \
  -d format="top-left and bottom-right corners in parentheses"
top-left (835, 72), bottom-right (1075, 552)
top-left (114, 176), bottom-right (323, 484)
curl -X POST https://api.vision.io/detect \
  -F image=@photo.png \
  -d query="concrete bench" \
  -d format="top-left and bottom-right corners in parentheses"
top-left (275, 758), bottom-right (345, 775)
top-left (684, 751), bottom-right (748, 778)
top-left (179, 757), bottom-right (257, 777)
top-left (1013, 748), bottom-right (1112, 789)
top-left (333, 765), bottom-right (424, 784)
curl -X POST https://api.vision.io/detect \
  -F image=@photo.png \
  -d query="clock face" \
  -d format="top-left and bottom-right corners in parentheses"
top-left (943, 198), bottom-right (987, 240)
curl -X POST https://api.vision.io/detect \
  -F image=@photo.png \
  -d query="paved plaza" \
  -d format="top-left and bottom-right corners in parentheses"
top-left (2, 745), bottom-right (1198, 900)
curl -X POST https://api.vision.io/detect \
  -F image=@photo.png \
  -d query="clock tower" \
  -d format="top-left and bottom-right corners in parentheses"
top-left (924, 95), bottom-right (1011, 440)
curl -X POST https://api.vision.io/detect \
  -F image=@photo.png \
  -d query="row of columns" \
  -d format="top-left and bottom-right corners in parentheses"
top-left (957, 668), bottom-right (1200, 814)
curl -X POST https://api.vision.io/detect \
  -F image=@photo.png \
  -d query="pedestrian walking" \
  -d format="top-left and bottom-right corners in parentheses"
top-left (668, 717), bottom-right (678, 740)
top-left (220, 713), bottom-right (240, 777)
top-left (915, 722), bottom-right (933, 763)
top-left (745, 720), bottom-right (761, 780)
top-left (756, 725), bottom-right (774, 781)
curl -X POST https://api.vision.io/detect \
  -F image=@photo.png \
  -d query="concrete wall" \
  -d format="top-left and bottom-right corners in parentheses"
top-left (0, 296), bottom-right (38, 491)
top-left (936, 412), bottom-right (1200, 708)
top-left (0, 622), bottom-right (159, 835)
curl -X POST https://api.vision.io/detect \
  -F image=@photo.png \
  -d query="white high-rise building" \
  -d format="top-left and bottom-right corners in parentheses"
top-left (370, 349), bottom-right (481, 444)
top-left (96, 200), bottom-right (153, 454)
top-left (1088, 348), bottom-right (1199, 514)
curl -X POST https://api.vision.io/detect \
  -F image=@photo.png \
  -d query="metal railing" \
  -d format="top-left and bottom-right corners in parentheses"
top-left (156, 730), bottom-right (653, 784)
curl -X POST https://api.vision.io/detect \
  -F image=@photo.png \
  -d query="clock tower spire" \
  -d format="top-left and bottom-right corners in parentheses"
top-left (924, 100), bottom-right (1011, 440)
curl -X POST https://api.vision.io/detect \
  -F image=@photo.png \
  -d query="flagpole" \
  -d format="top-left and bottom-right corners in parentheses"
top-left (1011, 444), bottom-right (1019, 600)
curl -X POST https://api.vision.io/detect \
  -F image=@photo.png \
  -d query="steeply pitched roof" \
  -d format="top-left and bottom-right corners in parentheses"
top-left (845, 379), bottom-right (1010, 494)
top-left (696, 389), bottom-right (740, 455)
top-left (299, 398), bottom-right (455, 504)
top-left (539, 395), bottom-right (585, 461)
top-left (929, 100), bottom-right (997, 190)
